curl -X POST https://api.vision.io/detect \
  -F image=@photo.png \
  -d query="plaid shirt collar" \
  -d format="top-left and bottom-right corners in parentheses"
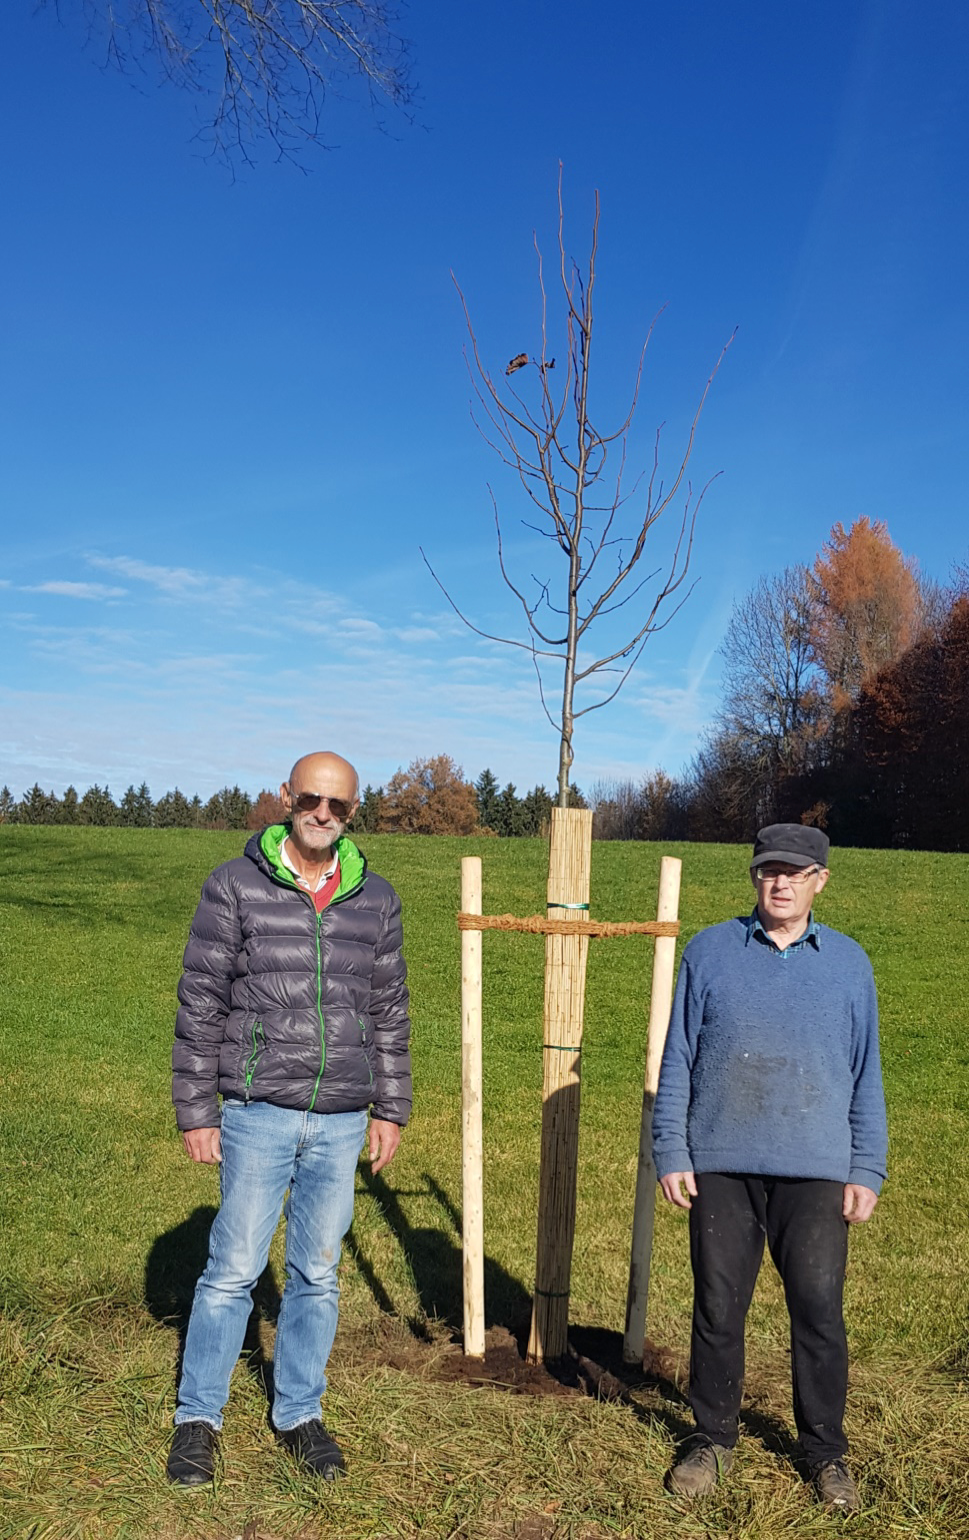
top-left (745, 906), bottom-right (821, 952)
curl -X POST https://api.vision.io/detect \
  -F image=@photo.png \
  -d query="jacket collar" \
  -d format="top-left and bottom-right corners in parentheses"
top-left (249, 824), bottom-right (367, 900)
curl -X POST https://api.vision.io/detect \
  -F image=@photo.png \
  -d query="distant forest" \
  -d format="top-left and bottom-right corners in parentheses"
top-left (0, 761), bottom-right (586, 840)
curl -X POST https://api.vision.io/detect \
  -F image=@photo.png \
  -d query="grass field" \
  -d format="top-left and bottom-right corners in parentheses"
top-left (1, 826), bottom-right (968, 1539)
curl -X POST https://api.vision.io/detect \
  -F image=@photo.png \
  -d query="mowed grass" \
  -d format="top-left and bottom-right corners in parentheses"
top-left (1, 826), bottom-right (968, 1539)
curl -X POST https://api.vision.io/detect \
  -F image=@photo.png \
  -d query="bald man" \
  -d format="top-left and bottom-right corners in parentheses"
top-left (167, 753), bottom-right (411, 1486)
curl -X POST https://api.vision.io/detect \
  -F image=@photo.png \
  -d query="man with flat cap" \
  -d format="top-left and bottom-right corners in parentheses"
top-left (653, 824), bottom-right (887, 1512)
top-left (167, 751), bottom-right (411, 1486)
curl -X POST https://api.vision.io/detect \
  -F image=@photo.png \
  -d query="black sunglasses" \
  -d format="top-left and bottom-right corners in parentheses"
top-left (291, 792), bottom-right (353, 820)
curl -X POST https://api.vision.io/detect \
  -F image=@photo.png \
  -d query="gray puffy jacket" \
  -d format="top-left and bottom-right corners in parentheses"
top-left (173, 826), bottom-right (411, 1131)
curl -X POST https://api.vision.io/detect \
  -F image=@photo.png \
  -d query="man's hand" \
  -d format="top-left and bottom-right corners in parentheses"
top-left (182, 1127), bottom-right (222, 1163)
top-left (369, 1119), bottom-right (401, 1174)
top-left (659, 1171), bottom-right (698, 1209)
top-left (843, 1183), bottom-right (878, 1223)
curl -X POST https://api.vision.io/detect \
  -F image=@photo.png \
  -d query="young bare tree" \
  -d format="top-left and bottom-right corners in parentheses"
top-left (424, 173), bottom-right (734, 805)
top-left (46, 0), bottom-right (414, 163)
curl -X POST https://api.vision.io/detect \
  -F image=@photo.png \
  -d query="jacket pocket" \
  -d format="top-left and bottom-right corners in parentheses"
top-left (243, 1020), bottom-right (266, 1100)
top-left (358, 1016), bottom-right (376, 1088)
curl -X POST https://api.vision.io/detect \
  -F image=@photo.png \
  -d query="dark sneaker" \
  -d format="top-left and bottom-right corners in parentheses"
top-left (277, 1419), bottom-right (346, 1480)
top-left (167, 1421), bottom-right (219, 1486)
top-left (812, 1459), bottom-right (860, 1513)
top-left (666, 1439), bottom-right (734, 1497)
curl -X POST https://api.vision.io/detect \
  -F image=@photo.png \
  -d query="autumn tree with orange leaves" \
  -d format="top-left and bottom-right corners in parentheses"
top-left (808, 518), bottom-right (920, 711)
top-left (379, 754), bottom-right (479, 835)
top-left (246, 790), bottom-right (287, 829)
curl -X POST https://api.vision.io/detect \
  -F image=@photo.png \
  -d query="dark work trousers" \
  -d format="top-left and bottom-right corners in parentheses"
top-left (688, 1173), bottom-right (849, 1466)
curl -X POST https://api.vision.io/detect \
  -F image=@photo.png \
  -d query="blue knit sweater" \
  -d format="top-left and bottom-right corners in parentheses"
top-left (652, 914), bottom-right (888, 1192)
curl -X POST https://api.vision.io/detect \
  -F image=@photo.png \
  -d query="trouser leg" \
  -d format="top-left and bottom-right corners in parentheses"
top-left (765, 1178), bottom-right (849, 1465)
top-left (175, 1100), bottom-right (300, 1429)
top-left (271, 1108), bottom-right (368, 1432)
top-left (688, 1173), bottom-right (767, 1448)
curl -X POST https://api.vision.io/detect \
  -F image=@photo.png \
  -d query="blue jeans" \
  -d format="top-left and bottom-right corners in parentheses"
top-left (174, 1099), bottom-right (367, 1432)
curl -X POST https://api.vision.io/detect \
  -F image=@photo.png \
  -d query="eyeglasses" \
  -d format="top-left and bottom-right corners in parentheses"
top-left (291, 792), bottom-right (354, 820)
top-left (753, 865), bottom-right (821, 884)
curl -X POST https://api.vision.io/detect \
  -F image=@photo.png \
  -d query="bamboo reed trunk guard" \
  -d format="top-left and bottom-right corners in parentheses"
top-left (622, 855), bottom-right (682, 1362)
top-left (526, 807), bottom-right (594, 1364)
top-left (461, 856), bottom-right (486, 1357)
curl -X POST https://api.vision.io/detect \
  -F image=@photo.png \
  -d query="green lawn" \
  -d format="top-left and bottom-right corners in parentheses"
top-left (1, 827), bottom-right (967, 1538)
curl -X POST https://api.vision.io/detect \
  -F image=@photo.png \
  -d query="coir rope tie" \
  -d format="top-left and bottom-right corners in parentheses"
top-left (457, 912), bottom-right (679, 938)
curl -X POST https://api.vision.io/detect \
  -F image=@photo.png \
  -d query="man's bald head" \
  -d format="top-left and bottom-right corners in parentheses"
top-left (280, 752), bottom-right (361, 864)
top-left (286, 752), bottom-right (360, 800)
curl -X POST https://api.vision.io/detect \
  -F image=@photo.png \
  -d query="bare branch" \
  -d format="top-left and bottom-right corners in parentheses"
top-left (488, 490), bottom-right (567, 646)
top-left (420, 549), bottom-right (562, 659)
top-left (530, 644), bottom-right (561, 735)
top-left (56, 0), bottom-right (416, 164)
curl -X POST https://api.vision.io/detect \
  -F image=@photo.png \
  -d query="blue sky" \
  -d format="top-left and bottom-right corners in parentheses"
top-left (2, 0), bottom-right (967, 800)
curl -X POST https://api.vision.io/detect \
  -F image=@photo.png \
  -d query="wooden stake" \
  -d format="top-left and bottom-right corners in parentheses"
top-left (527, 807), bottom-right (594, 1364)
top-left (461, 856), bottom-right (486, 1358)
top-left (622, 854), bottom-right (682, 1363)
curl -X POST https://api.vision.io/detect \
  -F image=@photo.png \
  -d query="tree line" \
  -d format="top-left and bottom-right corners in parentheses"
top-left (0, 756), bottom-right (586, 838)
top-left (0, 782), bottom-right (256, 829)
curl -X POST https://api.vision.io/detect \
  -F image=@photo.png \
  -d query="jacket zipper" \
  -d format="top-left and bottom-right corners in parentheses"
top-left (303, 875), bottom-right (367, 1110)
top-left (261, 853), bottom-right (368, 1113)
top-left (309, 911), bottom-right (326, 1109)
top-left (244, 1020), bottom-right (265, 1103)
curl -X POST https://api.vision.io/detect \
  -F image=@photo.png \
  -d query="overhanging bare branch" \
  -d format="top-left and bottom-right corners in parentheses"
top-left (51, 0), bottom-right (415, 163)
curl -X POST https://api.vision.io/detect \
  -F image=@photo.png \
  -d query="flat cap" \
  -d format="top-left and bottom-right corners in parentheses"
top-left (751, 823), bottom-right (830, 868)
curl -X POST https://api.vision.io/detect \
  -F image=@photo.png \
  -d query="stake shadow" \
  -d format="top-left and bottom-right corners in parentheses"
top-left (144, 1204), bottom-right (282, 1403)
top-left (566, 1323), bottom-right (693, 1440)
top-left (350, 1167), bottom-right (532, 1340)
top-left (567, 1324), bottom-right (801, 1456)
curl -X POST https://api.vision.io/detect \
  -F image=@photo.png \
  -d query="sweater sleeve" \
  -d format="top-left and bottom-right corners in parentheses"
top-left (652, 953), bottom-right (698, 1180)
top-left (172, 868), bottom-right (242, 1131)
top-left (846, 958), bottom-right (888, 1193)
top-left (369, 887), bottom-right (412, 1127)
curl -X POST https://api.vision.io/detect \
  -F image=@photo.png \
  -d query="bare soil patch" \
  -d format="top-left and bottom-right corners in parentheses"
top-left (334, 1315), bottom-right (682, 1405)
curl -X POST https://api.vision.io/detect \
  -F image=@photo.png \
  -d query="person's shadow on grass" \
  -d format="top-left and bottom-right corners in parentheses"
top-left (144, 1205), bottom-right (282, 1403)
top-left (348, 1167), bottom-right (533, 1341)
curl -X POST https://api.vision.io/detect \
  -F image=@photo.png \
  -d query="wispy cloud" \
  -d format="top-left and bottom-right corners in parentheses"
top-left (2, 546), bottom-right (722, 796)
top-left (23, 581), bottom-right (127, 600)
top-left (87, 554), bottom-right (252, 607)
top-left (341, 617), bottom-right (385, 638)
top-left (394, 626), bottom-right (440, 643)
